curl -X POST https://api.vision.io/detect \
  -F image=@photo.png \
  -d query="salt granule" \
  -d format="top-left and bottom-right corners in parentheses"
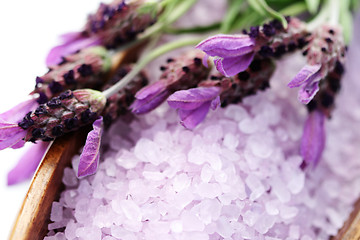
top-left (62, 167), bottom-right (78, 187)
top-left (50, 202), bottom-right (63, 222)
top-left (46, 51), bottom-right (360, 239)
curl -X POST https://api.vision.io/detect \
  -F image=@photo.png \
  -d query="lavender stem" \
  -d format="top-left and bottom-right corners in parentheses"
top-left (102, 37), bottom-right (202, 98)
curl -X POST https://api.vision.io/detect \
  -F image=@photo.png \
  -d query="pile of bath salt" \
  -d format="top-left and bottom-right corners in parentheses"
top-left (44, 54), bottom-right (360, 240)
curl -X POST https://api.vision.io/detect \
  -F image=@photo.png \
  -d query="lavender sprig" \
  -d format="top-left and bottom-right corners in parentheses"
top-left (167, 56), bottom-right (275, 129)
top-left (34, 47), bottom-right (112, 104)
top-left (196, 17), bottom-right (308, 77)
top-left (19, 89), bottom-right (106, 142)
top-left (130, 50), bottom-right (210, 114)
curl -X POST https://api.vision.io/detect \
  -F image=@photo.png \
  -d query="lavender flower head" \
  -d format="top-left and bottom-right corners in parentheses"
top-left (168, 56), bottom-right (275, 129)
top-left (34, 47), bottom-right (112, 104)
top-left (288, 24), bottom-right (346, 105)
top-left (46, 0), bottom-right (157, 66)
top-left (196, 17), bottom-right (308, 77)
top-left (196, 35), bottom-right (256, 77)
top-left (130, 51), bottom-right (210, 114)
top-left (168, 87), bottom-right (221, 129)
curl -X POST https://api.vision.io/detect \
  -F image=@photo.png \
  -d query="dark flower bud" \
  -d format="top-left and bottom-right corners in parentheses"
top-left (101, 65), bottom-right (149, 127)
top-left (198, 56), bottom-right (275, 105)
top-left (84, 0), bottom-right (158, 49)
top-left (19, 89), bottom-right (106, 142)
top-left (31, 47), bottom-right (111, 104)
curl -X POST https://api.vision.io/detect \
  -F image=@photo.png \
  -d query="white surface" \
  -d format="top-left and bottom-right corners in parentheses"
top-left (0, 1), bottom-right (102, 238)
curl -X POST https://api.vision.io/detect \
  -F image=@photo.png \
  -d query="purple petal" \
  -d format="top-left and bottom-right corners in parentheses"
top-left (0, 98), bottom-right (38, 123)
top-left (215, 52), bottom-right (255, 77)
top-left (196, 34), bottom-right (255, 58)
top-left (7, 142), bottom-right (50, 185)
top-left (11, 140), bottom-right (26, 149)
top-left (167, 87), bottom-right (221, 110)
top-left (178, 101), bottom-right (212, 129)
top-left (298, 81), bottom-right (320, 104)
top-left (300, 110), bottom-right (325, 167)
top-left (131, 90), bottom-right (170, 115)
top-left (77, 117), bottom-right (103, 177)
top-left (210, 96), bottom-right (221, 110)
top-left (288, 64), bottom-right (322, 88)
top-left (59, 31), bottom-right (84, 43)
top-left (202, 54), bottom-right (209, 68)
top-left (0, 129), bottom-right (27, 150)
top-left (46, 36), bottom-right (101, 66)
top-left (135, 81), bottom-right (167, 100)
top-left (0, 122), bottom-right (25, 140)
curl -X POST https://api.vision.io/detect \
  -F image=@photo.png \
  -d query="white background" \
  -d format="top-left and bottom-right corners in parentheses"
top-left (0, 0), bottom-right (103, 237)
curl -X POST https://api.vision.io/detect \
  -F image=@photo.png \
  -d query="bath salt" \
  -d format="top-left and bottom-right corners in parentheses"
top-left (45, 49), bottom-right (360, 240)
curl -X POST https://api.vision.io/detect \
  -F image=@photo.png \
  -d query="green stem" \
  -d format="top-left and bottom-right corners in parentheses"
top-left (164, 22), bottom-right (221, 34)
top-left (279, 2), bottom-right (308, 17)
top-left (165, 0), bottom-right (198, 25)
top-left (329, 0), bottom-right (340, 25)
top-left (113, 0), bottom-right (199, 56)
top-left (306, 1), bottom-right (330, 31)
top-left (102, 37), bottom-right (202, 98)
top-left (248, 0), bottom-right (288, 28)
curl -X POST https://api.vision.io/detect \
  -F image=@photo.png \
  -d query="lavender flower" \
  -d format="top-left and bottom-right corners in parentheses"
top-left (46, 0), bottom-right (157, 66)
top-left (288, 24), bottom-right (346, 104)
top-left (169, 56), bottom-right (275, 129)
top-left (0, 120), bottom-right (27, 150)
top-left (78, 117), bottom-right (103, 177)
top-left (46, 33), bottom-right (102, 67)
top-left (130, 51), bottom-right (210, 114)
top-left (196, 35), bottom-right (256, 77)
top-left (199, 57), bottom-right (275, 107)
top-left (300, 110), bottom-right (325, 168)
top-left (17, 89), bottom-right (106, 142)
top-left (197, 18), bottom-right (308, 77)
top-left (168, 87), bottom-right (221, 129)
top-left (0, 89), bottom-right (107, 180)
top-left (34, 47), bottom-right (111, 104)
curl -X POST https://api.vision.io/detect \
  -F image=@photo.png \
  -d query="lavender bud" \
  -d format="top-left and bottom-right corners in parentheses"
top-left (102, 65), bottom-right (149, 127)
top-left (84, 0), bottom-right (157, 49)
top-left (19, 89), bottom-right (106, 142)
top-left (199, 56), bottom-right (275, 106)
top-left (32, 47), bottom-right (111, 104)
top-left (250, 17), bottom-right (309, 59)
top-left (130, 51), bottom-right (211, 114)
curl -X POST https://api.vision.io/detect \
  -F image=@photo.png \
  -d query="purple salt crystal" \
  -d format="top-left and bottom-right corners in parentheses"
top-left (50, 202), bottom-right (64, 222)
top-left (168, 87), bottom-right (221, 129)
top-left (62, 167), bottom-right (79, 186)
top-left (77, 117), bottom-right (104, 177)
top-left (300, 110), bottom-right (325, 167)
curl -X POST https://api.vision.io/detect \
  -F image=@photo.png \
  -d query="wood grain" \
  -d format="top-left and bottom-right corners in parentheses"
top-left (332, 198), bottom-right (360, 240)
